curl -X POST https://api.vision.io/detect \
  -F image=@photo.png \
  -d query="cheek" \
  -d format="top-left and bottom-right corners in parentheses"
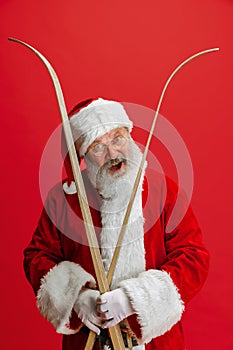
top-left (88, 154), bottom-right (105, 167)
top-left (120, 144), bottom-right (129, 158)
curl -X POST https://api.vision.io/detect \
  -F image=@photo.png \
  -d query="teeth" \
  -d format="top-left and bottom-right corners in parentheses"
top-left (111, 161), bottom-right (119, 166)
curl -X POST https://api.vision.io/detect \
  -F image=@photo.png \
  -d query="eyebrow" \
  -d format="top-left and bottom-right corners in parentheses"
top-left (93, 129), bottom-right (125, 145)
top-left (110, 130), bottom-right (124, 138)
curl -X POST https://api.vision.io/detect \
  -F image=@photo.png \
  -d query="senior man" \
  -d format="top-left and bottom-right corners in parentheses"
top-left (24, 98), bottom-right (209, 350)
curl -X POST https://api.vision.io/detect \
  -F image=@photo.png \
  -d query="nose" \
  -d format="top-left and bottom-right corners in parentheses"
top-left (105, 145), bottom-right (119, 160)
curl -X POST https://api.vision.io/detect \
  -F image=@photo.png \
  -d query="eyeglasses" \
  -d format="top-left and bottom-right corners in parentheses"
top-left (88, 135), bottom-right (128, 157)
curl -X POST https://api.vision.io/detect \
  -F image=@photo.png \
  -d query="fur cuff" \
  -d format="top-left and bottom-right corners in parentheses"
top-left (119, 269), bottom-right (184, 344)
top-left (36, 261), bottom-right (96, 334)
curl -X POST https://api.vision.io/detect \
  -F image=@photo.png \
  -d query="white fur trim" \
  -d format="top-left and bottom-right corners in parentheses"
top-left (63, 181), bottom-right (76, 194)
top-left (70, 98), bottom-right (133, 156)
top-left (119, 269), bottom-right (185, 344)
top-left (36, 261), bottom-right (96, 335)
top-left (100, 191), bottom-right (146, 289)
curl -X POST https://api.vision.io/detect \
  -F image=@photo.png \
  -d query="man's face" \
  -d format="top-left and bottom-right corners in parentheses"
top-left (81, 126), bottom-right (142, 198)
top-left (85, 127), bottom-right (129, 177)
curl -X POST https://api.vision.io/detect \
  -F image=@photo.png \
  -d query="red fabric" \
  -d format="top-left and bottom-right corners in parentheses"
top-left (64, 97), bottom-right (115, 181)
top-left (61, 98), bottom-right (97, 185)
top-left (24, 169), bottom-right (209, 350)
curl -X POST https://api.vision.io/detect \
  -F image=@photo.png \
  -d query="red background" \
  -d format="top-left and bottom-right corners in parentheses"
top-left (1, 1), bottom-right (232, 349)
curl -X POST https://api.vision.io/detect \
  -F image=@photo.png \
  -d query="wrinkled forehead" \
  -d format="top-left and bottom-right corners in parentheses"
top-left (91, 127), bottom-right (128, 145)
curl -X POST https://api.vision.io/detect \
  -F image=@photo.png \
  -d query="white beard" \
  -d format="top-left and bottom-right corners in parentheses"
top-left (85, 140), bottom-right (146, 289)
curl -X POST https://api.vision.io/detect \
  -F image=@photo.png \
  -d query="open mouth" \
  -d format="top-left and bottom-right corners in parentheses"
top-left (108, 159), bottom-right (126, 173)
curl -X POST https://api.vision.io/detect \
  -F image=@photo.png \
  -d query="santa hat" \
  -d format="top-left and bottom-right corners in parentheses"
top-left (69, 97), bottom-right (133, 157)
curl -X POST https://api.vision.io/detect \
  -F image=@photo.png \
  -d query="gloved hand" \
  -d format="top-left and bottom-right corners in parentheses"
top-left (74, 288), bottom-right (102, 335)
top-left (96, 288), bottom-right (134, 328)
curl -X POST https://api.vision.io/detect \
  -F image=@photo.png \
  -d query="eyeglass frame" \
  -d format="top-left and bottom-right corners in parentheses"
top-left (86, 130), bottom-right (129, 157)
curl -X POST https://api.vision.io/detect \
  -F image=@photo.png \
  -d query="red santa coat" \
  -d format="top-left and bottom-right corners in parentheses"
top-left (24, 168), bottom-right (209, 350)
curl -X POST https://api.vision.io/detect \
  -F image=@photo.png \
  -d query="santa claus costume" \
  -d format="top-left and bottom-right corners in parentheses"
top-left (24, 98), bottom-right (209, 350)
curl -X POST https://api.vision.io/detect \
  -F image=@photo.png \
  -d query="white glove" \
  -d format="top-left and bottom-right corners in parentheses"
top-left (74, 288), bottom-right (102, 335)
top-left (96, 288), bottom-right (134, 328)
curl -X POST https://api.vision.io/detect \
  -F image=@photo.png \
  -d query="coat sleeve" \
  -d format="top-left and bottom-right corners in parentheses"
top-left (119, 176), bottom-right (210, 344)
top-left (24, 190), bottom-right (96, 335)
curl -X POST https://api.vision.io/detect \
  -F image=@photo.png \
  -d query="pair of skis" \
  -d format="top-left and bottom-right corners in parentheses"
top-left (9, 37), bottom-right (218, 350)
